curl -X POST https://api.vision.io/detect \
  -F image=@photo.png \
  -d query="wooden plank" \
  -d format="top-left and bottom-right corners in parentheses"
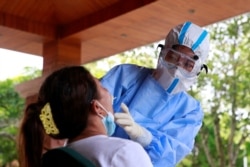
top-left (0, 12), bottom-right (56, 38)
top-left (59, 0), bottom-right (156, 37)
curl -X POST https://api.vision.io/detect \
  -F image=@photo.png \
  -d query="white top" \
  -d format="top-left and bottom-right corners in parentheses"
top-left (67, 135), bottom-right (153, 167)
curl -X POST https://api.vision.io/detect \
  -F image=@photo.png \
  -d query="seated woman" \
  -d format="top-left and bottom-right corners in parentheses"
top-left (18, 66), bottom-right (153, 167)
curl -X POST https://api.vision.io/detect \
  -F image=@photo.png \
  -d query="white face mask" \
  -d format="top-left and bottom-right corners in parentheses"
top-left (154, 56), bottom-right (197, 94)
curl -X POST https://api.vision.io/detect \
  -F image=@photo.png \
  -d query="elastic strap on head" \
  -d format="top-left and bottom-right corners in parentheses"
top-left (157, 44), bottom-right (164, 49)
top-left (157, 44), bottom-right (164, 53)
top-left (201, 64), bottom-right (208, 74)
top-left (157, 44), bottom-right (165, 57)
top-left (197, 64), bottom-right (208, 75)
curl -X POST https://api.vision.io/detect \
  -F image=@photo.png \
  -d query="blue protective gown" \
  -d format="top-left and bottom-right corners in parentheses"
top-left (100, 64), bottom-right (204, 167)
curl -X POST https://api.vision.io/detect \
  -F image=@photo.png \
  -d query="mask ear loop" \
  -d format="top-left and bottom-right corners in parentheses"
top-left (91, 100), bottom-right (106, 118)
top-left (201, 64), bottom-right (208, 74)
top-left (157, 44), bottom-right (164, 49)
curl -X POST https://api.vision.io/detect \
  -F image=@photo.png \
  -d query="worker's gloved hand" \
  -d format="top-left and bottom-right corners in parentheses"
top-left (114, 103), bottom-right (152, 147)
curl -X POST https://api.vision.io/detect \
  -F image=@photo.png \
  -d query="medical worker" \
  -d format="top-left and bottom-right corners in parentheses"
top-left (100, 21), bottom-right (210, 166)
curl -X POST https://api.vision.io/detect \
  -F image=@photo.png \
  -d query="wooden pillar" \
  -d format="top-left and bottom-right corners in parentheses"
top-left (42, 40), bottom-right (82, 76)
top-left (25, 94), bottom-right (38, 106)
top-left (15, 39), bottom-right (82, 105)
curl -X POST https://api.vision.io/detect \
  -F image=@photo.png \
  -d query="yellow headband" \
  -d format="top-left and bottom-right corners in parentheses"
top-left (39, 103), bottom-right (59, 135)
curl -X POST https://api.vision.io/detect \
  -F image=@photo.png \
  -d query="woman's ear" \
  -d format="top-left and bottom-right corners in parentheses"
top-left (91, 100), bottom-right (103, 116)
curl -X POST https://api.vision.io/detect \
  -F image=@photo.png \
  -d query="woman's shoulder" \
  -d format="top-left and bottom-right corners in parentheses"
top-left (108, 137), bottom-right (146, 153)
top-left (109, 137), bottom-right (153, 167)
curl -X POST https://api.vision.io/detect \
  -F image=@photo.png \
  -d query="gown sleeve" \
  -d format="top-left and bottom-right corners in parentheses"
top-left (143, 103), bottom-right (203, 166)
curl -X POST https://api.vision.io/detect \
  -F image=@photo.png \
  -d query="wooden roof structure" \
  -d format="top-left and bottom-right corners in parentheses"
top-left (1, 0), bottom-right (250, 102)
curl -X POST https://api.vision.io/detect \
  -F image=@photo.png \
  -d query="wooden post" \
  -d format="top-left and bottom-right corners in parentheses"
top-left (15, 39), bottom-right (82, 106)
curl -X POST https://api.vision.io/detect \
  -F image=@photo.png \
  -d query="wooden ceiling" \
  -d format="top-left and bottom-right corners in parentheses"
top-left (1, 0), bottom-right (250, 64)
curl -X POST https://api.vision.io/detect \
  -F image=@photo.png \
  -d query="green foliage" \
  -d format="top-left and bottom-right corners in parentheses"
top-left (182, 14), bottom-right (250, 167)
top-left (0, 79), bottom-right (24, 165)
top-left (0, 67), bottom-right (41, 166)
top-left (84, 44), bottom-right (158, 78)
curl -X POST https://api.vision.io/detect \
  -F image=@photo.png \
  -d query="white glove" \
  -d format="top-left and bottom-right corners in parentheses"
top-left (114, 103), bottom-right (152, 147)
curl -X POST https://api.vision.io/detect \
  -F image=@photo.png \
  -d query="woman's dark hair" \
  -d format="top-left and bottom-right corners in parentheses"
top-left (18, 66), bottom-right (98, 167)
top-left (18, 103), bottom-right (45, 167)
top-left (39, 66), bottom-right (98, 139)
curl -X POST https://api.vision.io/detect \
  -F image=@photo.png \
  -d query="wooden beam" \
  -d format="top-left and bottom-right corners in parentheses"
top-left (15, 76), bottom-right (46, 98)
top-left (0, 11), bottom-right (56, 38)
top-left (59, 0), bottom-right (156, 38)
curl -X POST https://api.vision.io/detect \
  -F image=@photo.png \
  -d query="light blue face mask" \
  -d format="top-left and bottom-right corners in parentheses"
top-left (96, 101), bottom-right (116, 136)
top-left (102, 112), bottom-right (116, 136)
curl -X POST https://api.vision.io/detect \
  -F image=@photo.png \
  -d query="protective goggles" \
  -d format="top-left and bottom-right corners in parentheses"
top-left (162, 48), bottom-right (198, 72)
top-left (158, 47), bottom-right (204, 78)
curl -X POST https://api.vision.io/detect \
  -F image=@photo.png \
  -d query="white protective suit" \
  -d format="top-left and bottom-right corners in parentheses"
top-left (101, 21), bottom-right (210, 167)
